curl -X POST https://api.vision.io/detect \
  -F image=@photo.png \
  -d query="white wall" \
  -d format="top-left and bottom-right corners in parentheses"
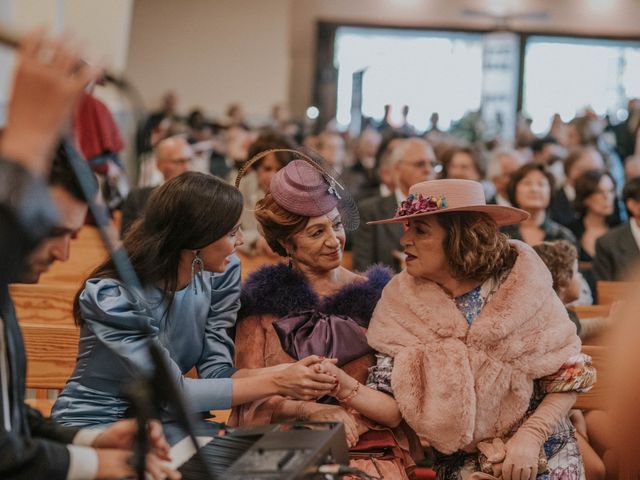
top-left (2, 0), bottom-right (639, 124)
top-left (9, 0), bottom-right (132, 70)
top-left (125, 0), bottom-right (290, 120)
top-left (0, 0), bottom-right (133, 124)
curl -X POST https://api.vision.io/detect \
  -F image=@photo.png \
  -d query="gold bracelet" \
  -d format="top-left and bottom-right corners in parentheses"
top-left (337, 381), bottom-right (360, 403)
top-left (295, 401), bottom-right (308, 421)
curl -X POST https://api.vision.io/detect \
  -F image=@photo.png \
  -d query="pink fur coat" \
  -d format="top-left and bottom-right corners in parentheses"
top-left (366, 240), bottom-right (581, 455)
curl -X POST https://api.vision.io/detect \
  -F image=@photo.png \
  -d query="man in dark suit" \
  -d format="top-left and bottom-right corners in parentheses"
top-left (353, 138), bottom-right (437, 272)
top-left (549, 146), bottom-right (604, 227)
top-left (593, 177), bottom-right (640, 281)
top-left (120, 136), bottom-right (192, 237)
top-left (1, 31), bottom-right (175, 480)
top-left (612, 99), bottom-right (640, 161)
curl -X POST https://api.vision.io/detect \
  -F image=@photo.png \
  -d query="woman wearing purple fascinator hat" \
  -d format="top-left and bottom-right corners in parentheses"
top-left (231, 150), bottom-right (419, 479)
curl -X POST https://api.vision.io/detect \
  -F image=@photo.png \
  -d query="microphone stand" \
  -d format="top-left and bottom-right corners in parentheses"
top-left (124, 375), bottom-right (154, 480)
top-left (63, 141), bottom-right (216, 480)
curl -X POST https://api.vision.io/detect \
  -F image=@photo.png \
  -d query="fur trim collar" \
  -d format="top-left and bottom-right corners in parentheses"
top-left (240, 263), bottom-right (392, 326)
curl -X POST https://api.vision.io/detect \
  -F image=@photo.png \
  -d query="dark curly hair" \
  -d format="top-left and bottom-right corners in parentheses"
top-left (573, 169), bottom-right (614, 216)
top-left (434, 212), bottom-right (517, 283)
top-left (533, 240), bottom-right (577, 293)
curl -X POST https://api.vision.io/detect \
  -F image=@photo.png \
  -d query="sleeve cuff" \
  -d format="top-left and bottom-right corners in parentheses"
top-left (187, 377), bottom-right (234, 412)
top-left (66, 445), bottom-right (99, 480)
top-left (217, 366), bottom-right (238, 378)
top-left (72, 427), bottom-right (106, 447)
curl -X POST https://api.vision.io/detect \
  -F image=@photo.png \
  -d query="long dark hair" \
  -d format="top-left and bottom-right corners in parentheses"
top-left (573, 169), bottom-right (615, 216)
top-left (74, 172), bottom-right (243, 325)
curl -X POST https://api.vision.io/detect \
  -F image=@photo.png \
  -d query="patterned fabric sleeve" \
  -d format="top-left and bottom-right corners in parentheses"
top-left (366, 353), bottom-right (395, 395)
top-left (539, 353), bottom-right (597, 394)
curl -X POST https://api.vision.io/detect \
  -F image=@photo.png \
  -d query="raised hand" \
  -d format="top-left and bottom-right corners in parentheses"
top-left (1, 28), bottom-right (101, 175)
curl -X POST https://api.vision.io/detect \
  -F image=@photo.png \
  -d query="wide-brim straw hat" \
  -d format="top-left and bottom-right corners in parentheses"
top-left (368, 179), bottom-right (529, 226)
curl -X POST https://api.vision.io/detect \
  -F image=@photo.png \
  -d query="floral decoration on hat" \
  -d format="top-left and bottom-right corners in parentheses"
top-left (395, 193), bottom-right (447, 217)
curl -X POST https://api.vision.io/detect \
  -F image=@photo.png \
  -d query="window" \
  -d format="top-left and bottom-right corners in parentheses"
top-left (523, 36), bottom-right (640, 135)
top-left (334, 26), bottom-right (484, 131)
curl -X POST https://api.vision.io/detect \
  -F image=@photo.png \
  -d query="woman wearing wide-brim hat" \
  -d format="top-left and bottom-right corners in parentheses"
top-left (366, 179), bottom-right (595, 480)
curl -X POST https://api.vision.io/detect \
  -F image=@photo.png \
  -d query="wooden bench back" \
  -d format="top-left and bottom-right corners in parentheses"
top-left (570, 304), bottom-right (610, 320)
top-left (574, 345), bottom-right (608, 411)
top-left (10, 283), bottom-right (79, 415)
top-left (596, 281), bottom-right (637, 305)
top-left (10, 283), bottom-right (79, 327)
top-left (21, 324), bottom-right (79, 390)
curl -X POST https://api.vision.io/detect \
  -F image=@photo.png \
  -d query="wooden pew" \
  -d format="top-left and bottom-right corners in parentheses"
top-left (570, 304), bottom-right (610, 320)
top-left (574, 345), bottom-right (608, 411)
top-left (570, 305), bottom-right (612, 346)
top-left (22, 324), bottom-right (78, 388)
top-left (10, 283), bottom-right (79, 327)
top-left (10, 283), bottom-right (79, 415)
top-left (596, 281), bottom-right (637, 305)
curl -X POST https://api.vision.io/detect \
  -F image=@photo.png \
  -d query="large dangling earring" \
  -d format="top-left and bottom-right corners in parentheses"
top-left (191, 250), bottom-right (204, 294)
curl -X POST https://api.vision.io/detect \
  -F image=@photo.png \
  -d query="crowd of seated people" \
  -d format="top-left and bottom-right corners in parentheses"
top-left (132, 91), bottom-right (640, 291)
top-left (5, 24), bottom-right (640, 480)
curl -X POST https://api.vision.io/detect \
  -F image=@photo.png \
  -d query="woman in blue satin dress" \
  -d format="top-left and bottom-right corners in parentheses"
top-left (51, 172), bottom-right (337, 428)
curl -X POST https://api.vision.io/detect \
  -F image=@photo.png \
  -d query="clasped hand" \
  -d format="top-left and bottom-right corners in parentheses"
top-left (272, 355), bottom-right (338, 400)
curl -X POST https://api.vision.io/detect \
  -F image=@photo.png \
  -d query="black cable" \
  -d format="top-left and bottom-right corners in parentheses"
top-left (317, 464), bottom-right (382, 479)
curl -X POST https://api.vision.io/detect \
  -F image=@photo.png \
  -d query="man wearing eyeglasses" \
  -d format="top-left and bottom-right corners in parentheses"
top-left (353, 137), bottom-right (437, 272)
top-left (120, 135), bottom-right (193, 236)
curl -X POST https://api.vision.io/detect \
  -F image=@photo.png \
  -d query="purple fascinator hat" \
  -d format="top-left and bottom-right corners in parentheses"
top-left (270, 159), bottom-right (338, 217)
top-left (236, 148), bottom-right (360, 231)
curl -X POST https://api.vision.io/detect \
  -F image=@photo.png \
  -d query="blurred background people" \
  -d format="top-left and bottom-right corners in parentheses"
top-left (343, 127), bottom-right (382, 201)
top-left (550, 146), bottom-right (605, 227)
top-left (503, 163), bottom-right (576, 246)
top-left (353, 137), bottom-right (437, 272)
top-left (570, 170), bottom-right (618, 265)
top-left (237, 130), bottom-right (297, 256)
top-left (593, 177), bottom-right (640, 281)
top-left (486, 147), bottom-right (526, 206)
top-left (120, 135), bottom-right (193, 236)
top-left (316, 131), bottom-right (347, 175)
